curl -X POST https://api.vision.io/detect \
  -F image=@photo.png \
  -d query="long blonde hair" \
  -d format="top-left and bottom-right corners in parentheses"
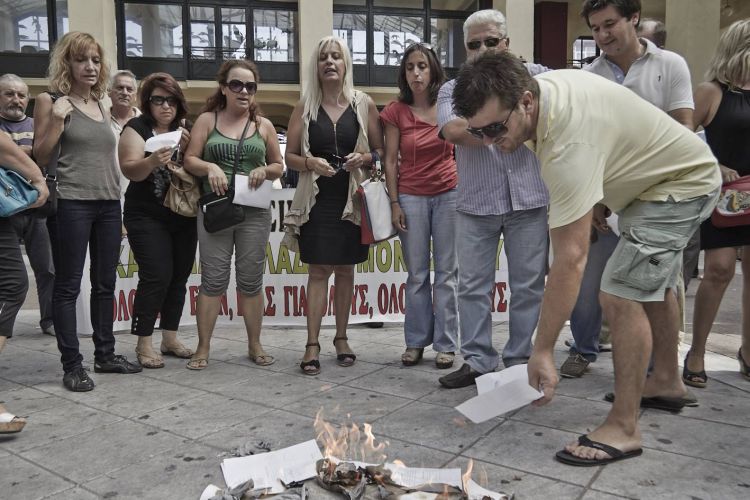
top-left (302, 36), bottom-right (355, 123)
top-left (706, 19), bottom-right (750, 89)
top-left (47, 32), bottom-right (110, 99)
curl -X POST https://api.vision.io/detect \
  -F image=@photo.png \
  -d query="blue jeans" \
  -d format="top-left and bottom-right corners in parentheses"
top-left (457, 207), bottom-right (547, 372)
top-left (569, 230), bottom-right (619, 362)
top-left (398, 191), bottom-right (458, 352)
top-left (48, 200), bottom-right (121, 372)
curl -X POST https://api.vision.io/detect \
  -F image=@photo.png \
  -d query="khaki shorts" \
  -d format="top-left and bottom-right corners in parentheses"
top-left (601, 190), bottom-right (719, 302)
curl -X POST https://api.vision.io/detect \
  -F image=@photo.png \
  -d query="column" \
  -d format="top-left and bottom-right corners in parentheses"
top-left (68, 0), bottom-right (117, 67)
top-left (299, 0), bottom-right (333, 91)
top-left (503, 0), bottom-right (534, 63)
top-left (665, 0), bottom-right (720, 89)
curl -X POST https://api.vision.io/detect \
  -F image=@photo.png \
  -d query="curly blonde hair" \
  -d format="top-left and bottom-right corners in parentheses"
top-left (47, 32), bottom-right (110, 99)
top-left (706, 19), bottom-right (750, 89)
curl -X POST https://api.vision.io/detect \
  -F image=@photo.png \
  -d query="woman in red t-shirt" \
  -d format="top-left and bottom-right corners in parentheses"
top-left (381, 43), bottom-right (458, 369)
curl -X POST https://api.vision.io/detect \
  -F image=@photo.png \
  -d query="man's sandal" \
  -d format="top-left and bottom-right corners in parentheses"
top-left (300, 343), bottom-right (321, 375)
top-left (333, 336), bottom-right (356, 367)
top-left (401, 348), bottom-right (424, 366)
top-left (186, 357), bottom-right (208, 370)
top-left (0, 412), bottom-right (27, 434)
top-left (555, 435), bottom-right (643, 467)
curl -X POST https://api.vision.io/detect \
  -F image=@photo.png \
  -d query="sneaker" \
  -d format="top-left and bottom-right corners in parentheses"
top-left (94, 354), bottom-right (143, 374)
top-left (438, 363), bottom-right (482, 389)
top-left (63, 367), bottom-right (95, 392)
top-left (560, 353), bottom-right (590, 378)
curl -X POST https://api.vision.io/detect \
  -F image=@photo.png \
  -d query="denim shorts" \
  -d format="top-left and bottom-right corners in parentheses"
top-left (601, 190), bottom-right (719, 302)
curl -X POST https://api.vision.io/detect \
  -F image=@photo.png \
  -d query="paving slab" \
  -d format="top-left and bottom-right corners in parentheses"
top-left (215, 370), bottom-right (334, 408)
top-left (0, 386), bottom-right (70, 416)
top-left (345, 365), bottom-right (447, 399)
top-left (42, 486), bottom-right (101, 500)
top-left (293, 384), bottom-right (412, 425)
top-left (0, 448), bottom-right (76, 499)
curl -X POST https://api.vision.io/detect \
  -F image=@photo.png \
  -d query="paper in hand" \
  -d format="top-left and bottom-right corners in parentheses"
top-left (456, 364), bottom-right (543, 423)
top-left (144, 130), bottom-right (182, 153)
top-left (233, 176), bottom-right (273, 209)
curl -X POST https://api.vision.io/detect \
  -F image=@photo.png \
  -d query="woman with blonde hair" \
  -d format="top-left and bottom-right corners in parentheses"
top-left (282, 36), bottom-right (383, 375)
top-left (686, 19), bottom-right (750, 385)
top-left (34, 32), bottom-right (141, 392)
top-left (183, 59), bottom-right (283, 370)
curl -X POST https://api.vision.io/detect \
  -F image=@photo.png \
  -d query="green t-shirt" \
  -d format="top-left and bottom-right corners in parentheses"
top-left (201, 125), bottom-right (266, 192)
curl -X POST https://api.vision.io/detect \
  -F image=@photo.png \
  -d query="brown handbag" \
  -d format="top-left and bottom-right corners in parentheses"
top-left (164, 162), bottom-right (199, 217)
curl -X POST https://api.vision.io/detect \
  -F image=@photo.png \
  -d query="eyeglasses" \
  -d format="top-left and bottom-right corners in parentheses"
top-left (466, 99), bottom-right (519, 140)
top-left (148, 95), bottom-right (179, 107)
top-left (327, 153), bottom-right (346, 171)
top-left (225, 80), bottom-right (258, 95)
top-left (466, 37), bottom-right (505, 51)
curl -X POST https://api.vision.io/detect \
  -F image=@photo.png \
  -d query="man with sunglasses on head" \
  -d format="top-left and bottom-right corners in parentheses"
top-left (560, 0), bottom-right (696, 381)
top-left (452, 51), bottom-right (720, 466)
top-left (436, 9), bottom-right (550, 389)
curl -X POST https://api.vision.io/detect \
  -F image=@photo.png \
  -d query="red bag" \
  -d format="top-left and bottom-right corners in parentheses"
top-left (711, 175), bottom-right (750, 228)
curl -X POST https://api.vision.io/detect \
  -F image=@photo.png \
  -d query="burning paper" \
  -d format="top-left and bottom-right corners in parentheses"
top-left (456, 364), bottom-right (543, 423)
top-left (385, 462), bottom-right (462, 490)
top-left (221, 439), bottom-right (323, 493)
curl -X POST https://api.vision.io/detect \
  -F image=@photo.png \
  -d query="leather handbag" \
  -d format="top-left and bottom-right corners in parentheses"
top-left (0, 166), bottom-right (39, 217)
top-left (199, 117), bottom-right (252, 233)
top-left (711, 175), bottom-right (750, 228)
top-left (164, 162), bottom-right (199, 217)
top-left (356, 162), bottom-right (398, 245)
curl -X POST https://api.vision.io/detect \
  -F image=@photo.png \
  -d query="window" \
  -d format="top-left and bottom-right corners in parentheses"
top-left (572, 36), bottom-right (599, 68)
top-left (373, 15), bottom-right (424, 66)
top-left (189, 6), bottom-right (215, 59)
top-left (0, 0), bottom-right (68, 54)
top-left (254, 9), bottom-right (297, 62)
top-left (124, 3), bottom-right (183, 58)
top-left (430, 17), bottom-right (465, 68)
top-left (333, 13), bottom-right (367, 65)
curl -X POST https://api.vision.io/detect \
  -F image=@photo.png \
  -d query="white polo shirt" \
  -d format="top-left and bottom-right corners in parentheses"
top-left (584, 38), bottom-right (693, 112)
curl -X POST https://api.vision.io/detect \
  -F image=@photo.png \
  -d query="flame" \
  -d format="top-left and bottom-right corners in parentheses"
top-left (462, 459), bottom-right (474, 494)
top-left (314, 408), bottom-right (388, 463)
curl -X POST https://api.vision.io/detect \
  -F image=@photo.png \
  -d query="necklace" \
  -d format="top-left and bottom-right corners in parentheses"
top-left (71, 91), bottom-right (91, 104)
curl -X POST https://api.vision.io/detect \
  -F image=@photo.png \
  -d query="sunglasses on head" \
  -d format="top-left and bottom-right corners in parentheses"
top-left (148, 95), bottom-right (179, 107)
top-left (466, 98), bottom-right (519, 140)
top-left (225, 79), bottom-right (258, 95)
top-left (466, 37), bottom-right (505, 51)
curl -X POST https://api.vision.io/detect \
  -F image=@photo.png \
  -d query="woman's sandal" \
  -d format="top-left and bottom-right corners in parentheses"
top-left (249, 349), bottom-right (275, 366)
top-left (135, 347), bottom-right (165, 369)
top-left (333, 336), bottom-right (356, 367)
top-left (300, 343), bottom-right (321, 375)
top-left (186, 357), bottom-right (208, 370)
top-left (0, 412), bottom-right (26, 434)
top-left (738, 348), bottom-right (750, 381)
top-left (401, 348), bottom-right (424, 366)
top-left (161, 343), bottom-right (193, 359)
top-left (682, 352), bottom-right (707, 388)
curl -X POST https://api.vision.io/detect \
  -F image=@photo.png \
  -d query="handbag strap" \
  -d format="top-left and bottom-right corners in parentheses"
top-left (228, 116), bottom-right (253, 185)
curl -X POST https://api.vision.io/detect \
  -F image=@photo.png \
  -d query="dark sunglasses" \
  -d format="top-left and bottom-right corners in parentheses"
top-left (226, 79), bottom-right (258, 94)
top-left (466, 99), bottom-right (518, 140)
top-left (327, 153), bottom-right (346, 170)
top-left (466, 37), bottom-right (505, 51)
top-left (148, 95), bottom-right (179, 107)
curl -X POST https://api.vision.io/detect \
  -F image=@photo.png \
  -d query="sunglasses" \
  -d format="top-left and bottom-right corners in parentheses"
top-left (466, 98), bottom-right (519, 140)
top-left (327, 153), bottom-right (346, 170)
top-left (225, 79), bottom-right (258, 95)
top-left (148, 95), bottom-right (179, 107)
top-left (466, 37), bottom-right (505, 51)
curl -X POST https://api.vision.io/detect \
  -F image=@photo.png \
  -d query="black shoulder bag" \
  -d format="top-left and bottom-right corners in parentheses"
top-left (198, 116), bottom-right (252, 233)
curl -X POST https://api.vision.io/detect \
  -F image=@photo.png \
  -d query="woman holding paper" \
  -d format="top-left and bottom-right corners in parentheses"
top-left (282, 36), bottom-right (383, 375)
top-left (381, 43), bottom-right (458, 369)
top-left (183, 59), bottom-right (283, 370)
top-left (118, 72), bottom-right (196, 368)
top-left (33, 32), bottom-right (141, 392)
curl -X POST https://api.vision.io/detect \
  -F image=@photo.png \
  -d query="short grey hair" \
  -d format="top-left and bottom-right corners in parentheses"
top-left (463, 9), bottom-right (507, 41)
top-left (0, 73), bottom-right (27, 88)
top-left (110, 69), bottom-right (137, 87)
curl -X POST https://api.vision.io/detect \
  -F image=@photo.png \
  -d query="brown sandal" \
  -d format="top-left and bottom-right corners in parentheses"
top-left (249, 350), bottom-right (275, 366)
top-left (135, 347), bottom-right (164, 369)
top-left (333, 336), bottom-right (356, 367)
top-left (186, 357), bottom-right (208, 370)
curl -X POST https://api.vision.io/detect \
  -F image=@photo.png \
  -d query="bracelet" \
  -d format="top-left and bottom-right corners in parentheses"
top-left (304, 157), bottom-right (312, 171)
top-left (390, 199), bottom-right (399, 204)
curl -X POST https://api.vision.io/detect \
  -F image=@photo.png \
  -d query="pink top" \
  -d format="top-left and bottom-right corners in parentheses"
top-left (380, 100), bottom-right (457, 196)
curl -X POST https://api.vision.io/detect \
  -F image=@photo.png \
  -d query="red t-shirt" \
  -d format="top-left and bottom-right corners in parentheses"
top-left (380, 100), bottom-right (457, 196)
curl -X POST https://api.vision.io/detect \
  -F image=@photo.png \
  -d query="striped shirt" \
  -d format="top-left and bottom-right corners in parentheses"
top-left (437, 63), bottom-right (549, 216)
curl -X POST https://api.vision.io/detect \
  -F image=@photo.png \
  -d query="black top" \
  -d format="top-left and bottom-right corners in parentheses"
top-left (705, 84), bottom-right (750, 175)
top-left (122, 115), bottom-right (180, 219)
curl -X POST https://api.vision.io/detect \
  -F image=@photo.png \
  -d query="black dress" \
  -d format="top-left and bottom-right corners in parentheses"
top-left (700, 84), bottom-right (750, 250)
top-left (299, 106), bottom-right (369, 265)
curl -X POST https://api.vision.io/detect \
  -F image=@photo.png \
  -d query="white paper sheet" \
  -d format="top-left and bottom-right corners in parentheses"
top-left (386, 463), bottom-right (462, 489)
top-left (144, 130), bottom-right (182, 153)
top-left (456, 364), bottom-right (543, 423)
top-left (233, 177), bottom-right (273, 209)
top-left (466, 479), bottom-right (509, 500)
top-left (199, 484), bottom-right (222, 500)
top-left (221, 439), bottom-right (323, 493)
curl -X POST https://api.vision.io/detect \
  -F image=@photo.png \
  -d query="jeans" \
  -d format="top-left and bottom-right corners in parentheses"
top-left (0, 217), bottom-right (28, 338)
top-left (569, 229), bottom-right (619, 362)
top-left (48, 200), bottom-right (121, 372)
top-left (10, 213), bottom-right (55, 330)
top-left (398, 191), bottom-right (458, 352)
top-left (457, 207), bottom-right (547, 372)
top-left (124, 209), bottom-right (197, 336)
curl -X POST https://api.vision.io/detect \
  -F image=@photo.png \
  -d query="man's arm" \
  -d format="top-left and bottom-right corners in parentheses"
top-left (668, 108), bottom-right (693, 128)
top-left (528, 209), bottom-right (593, 404)
top-left (436, 81), bottom-right (483, 147)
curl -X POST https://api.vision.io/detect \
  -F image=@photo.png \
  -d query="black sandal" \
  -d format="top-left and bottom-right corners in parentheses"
top-left (682, 352), bottom-right (707, 388)
top-left (300, 343), bottom-right (321, 376)
top-left (739, 349), bottom-right (750, 381)
top-left (332, 336), bottom-right (356, 367)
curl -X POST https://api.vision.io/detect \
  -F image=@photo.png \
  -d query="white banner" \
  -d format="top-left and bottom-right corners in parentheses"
top-left (76, 189), bottom-right (509, 333)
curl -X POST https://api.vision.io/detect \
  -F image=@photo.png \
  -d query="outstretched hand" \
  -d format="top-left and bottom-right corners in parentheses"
top-left (528, 350), bottom-right (558, 406)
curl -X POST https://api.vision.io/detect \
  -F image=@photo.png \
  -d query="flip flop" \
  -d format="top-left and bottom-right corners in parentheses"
top-left (186, 358), bottom-right (208, 370)
top-left (249, 351), bottom-right (275, 366)
top-left (555, 435), bottom-right (643, 467)
top-left (0, 412), bottom-right (27, 434)
top-left (603, 392), bottom-right (692, 411)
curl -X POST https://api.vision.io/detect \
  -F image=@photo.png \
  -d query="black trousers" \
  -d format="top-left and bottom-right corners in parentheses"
top-left (0, 217), bottom-right (28, 338)
top-left (123, 208), bottom-right (197, 336)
